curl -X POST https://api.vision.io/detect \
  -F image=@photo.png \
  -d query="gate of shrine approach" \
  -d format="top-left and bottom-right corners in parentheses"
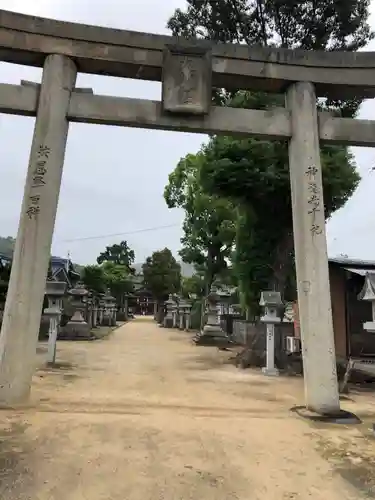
top-left (0, 9), bottom-right (374, 414)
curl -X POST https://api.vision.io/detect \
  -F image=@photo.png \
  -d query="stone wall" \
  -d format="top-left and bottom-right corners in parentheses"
top-left (225, 319), bottom-right (295, 370)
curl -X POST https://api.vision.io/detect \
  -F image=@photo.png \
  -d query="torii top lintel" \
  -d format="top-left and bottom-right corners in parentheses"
top-left (0, 9), bottom-right (375, 98)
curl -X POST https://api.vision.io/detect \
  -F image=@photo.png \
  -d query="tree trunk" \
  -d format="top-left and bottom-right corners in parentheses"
top-left (270, 232), bottom-right (294, 297)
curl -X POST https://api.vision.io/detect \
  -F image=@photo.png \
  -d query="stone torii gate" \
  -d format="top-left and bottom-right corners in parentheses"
top-left (0, 10), bottom-right (374, 413)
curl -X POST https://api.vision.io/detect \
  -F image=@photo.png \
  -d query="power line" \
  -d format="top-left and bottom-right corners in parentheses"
top-left (57, 223), bottom-right (181, 243)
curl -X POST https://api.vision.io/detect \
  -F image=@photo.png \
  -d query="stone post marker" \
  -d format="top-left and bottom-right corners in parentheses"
top-left (44, 280), bottom-right (66, 364)
top-left (0, 54), bottom-right (77, 404)
top-left (259, 291), bottom-right (282, 377)
top-left (287, 82), bottom-right (340, 414)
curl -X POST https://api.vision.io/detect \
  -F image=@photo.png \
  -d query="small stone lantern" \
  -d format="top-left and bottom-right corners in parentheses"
top-left (359, 273), bottom-right (375, 332)
top-left (102, 289), bottom-right (116, 326)
top-left (98, 294), bottom-right (105, 325)
top-left (171, 296), bottom-right (179, 328)
top-left (184, 300), bottom-right (192, 331)
top-left (259, 291), bottom-right (283, 376)
top-left (164, 295), bottom-right (175, 328)
top-left (178, 299), bottom-right (187, 329)
top-left (44, 280), bottom-right (66, 363)
top-left (91, 295), bottom-right (99, 328)
top-left (85, 292), bottom-right (93, 329)
top-left (64, 283), bottom-right (91, 339)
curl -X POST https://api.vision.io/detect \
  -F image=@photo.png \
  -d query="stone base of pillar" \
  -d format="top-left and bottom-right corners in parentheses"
top-left (194, 325), bottom-right (233, 347)
top-left (117, 311), bottom-right (127, 321)
top-left (164, 318), bottom-right (173, 328)
top-left (262, 367), bottom-right (279, 377)
top-left (60, 320), bottom-right (92, 340)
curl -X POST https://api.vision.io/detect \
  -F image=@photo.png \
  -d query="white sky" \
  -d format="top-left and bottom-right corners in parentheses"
top-left (1, 0), bottom-right (375, 264)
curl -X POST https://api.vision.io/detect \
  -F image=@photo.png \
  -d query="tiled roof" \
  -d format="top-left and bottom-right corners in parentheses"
top-left (328, 257), bottom-right (375, 269)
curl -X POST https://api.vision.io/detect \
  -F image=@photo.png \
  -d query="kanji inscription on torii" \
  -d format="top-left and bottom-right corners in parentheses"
top-left (162, 45), bottom-right (212, 115)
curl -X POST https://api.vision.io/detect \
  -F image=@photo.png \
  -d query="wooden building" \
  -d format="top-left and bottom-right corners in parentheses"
top-left (295, 257), bottom-right (375, 360)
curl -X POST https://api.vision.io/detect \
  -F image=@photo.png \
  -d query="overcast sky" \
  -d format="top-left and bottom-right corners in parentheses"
top-left (1, 1), bottom-right (375, 265)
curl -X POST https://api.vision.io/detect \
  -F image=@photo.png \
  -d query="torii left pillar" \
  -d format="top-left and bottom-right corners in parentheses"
top-left (0, 54), bottom-right (77, 404)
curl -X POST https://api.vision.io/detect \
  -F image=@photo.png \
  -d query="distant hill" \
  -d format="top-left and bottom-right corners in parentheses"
top-left (134, 261), bottom-right (195, 278)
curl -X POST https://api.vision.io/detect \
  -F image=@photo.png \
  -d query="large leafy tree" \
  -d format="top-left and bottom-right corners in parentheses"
top-left (142, 248), bottom-right (181, 303)
top-left (81, 265), bottom-right (106, 295)
top-left (164, 153), bottom-right (236, 294)
top-left (97, 240), bottom-right (135, 274)
top-left (181, 273), bottom-right (206, 299)
top-left (168, 0), bottom-right (373, 116)
top-left (102, 261), bottom-right (134, 302)
top-left (167, 0), bottom-right (369, 311)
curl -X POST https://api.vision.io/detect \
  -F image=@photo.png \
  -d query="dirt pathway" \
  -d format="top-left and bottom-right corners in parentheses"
top-left (0, 318), bottom-right (371, 499)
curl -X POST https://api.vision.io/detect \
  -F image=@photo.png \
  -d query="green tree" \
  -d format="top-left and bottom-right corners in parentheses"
top-left (102, 261), bottom-right (134, 304)
top-left (142, 248), bottom-right (181, 305)
top-left (181, 273), bottom-right (205, 299)
top-left (81, 265), bottom-right (106, 294)
top-left (167, 0), bottom-right (369, 312)
top-left (97, 240), bottom-right (135, 274)
top-left (168, 0), bottom-right (373, 115)
top-left (164, 153), bottom-right (236, 295)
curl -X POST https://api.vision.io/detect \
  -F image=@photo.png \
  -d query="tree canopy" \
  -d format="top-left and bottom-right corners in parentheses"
top-left (81, 265), bottom-right (106, 295)
top-left (164, 153), bottom-right (236, 293)
top-left (82, 241), bottom-right (136, 303)
top-left (142, 248), bottom-right (181, 302)
top-left (97, 240), bottom-right (135, 274)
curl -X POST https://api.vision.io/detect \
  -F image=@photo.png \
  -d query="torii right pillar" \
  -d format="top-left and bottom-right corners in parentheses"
top-left (286, 82), bottom-right (340, 415)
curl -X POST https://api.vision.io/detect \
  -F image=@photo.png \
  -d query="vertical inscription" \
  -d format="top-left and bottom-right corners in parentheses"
top-left (162, 45), bottom-right (212, 115)
top-left (177, 56), bottom-right (198, 105)
top-left (26, 144), bottom-right (51, 219)
top-left (305, 165), bottom-right (323, 236)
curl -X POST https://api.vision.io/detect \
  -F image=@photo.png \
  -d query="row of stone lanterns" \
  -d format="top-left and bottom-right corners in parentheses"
top-left (44, 281), bottom-right (119, 363)
top-left (162, 295), bottom-right (192, 330)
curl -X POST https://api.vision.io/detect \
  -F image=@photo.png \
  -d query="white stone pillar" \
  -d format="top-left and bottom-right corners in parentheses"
top-left (286, 82), bottom-right (339, 414)
top-left (0, 55), bottom-right (77, 404)
top-left (262, 324), bottom-right (279, 376)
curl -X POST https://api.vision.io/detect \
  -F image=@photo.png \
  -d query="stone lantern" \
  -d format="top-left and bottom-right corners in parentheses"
top-left (98, 294), bottom-right (105, 326)
top-left (64, 282), bottom-right (91, 339)
top-left (102, 289), bottom-right (116, 326)
top-left (178, 299), bottom-right (187, 329)
top-left (184, 300), bottom-right (192, 331)
top-left (85, 292), bottom-right (93, 329)
top-left (195, 285), bottom-right (229, 345)
top-left (171, 295), bottom-right (179, 328)
top-left (259, 291), bottom-right (283, 376)
top-left (44, 280), bottom-right (66, 363)
top-left (216, 288), bottom-right (233, 335)
top-left (91, 294), bottom-right (99, 328)
top-left (163, 295), bottom-right (175, 328)
top-left (359, 273), bottom-right (375, 332)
